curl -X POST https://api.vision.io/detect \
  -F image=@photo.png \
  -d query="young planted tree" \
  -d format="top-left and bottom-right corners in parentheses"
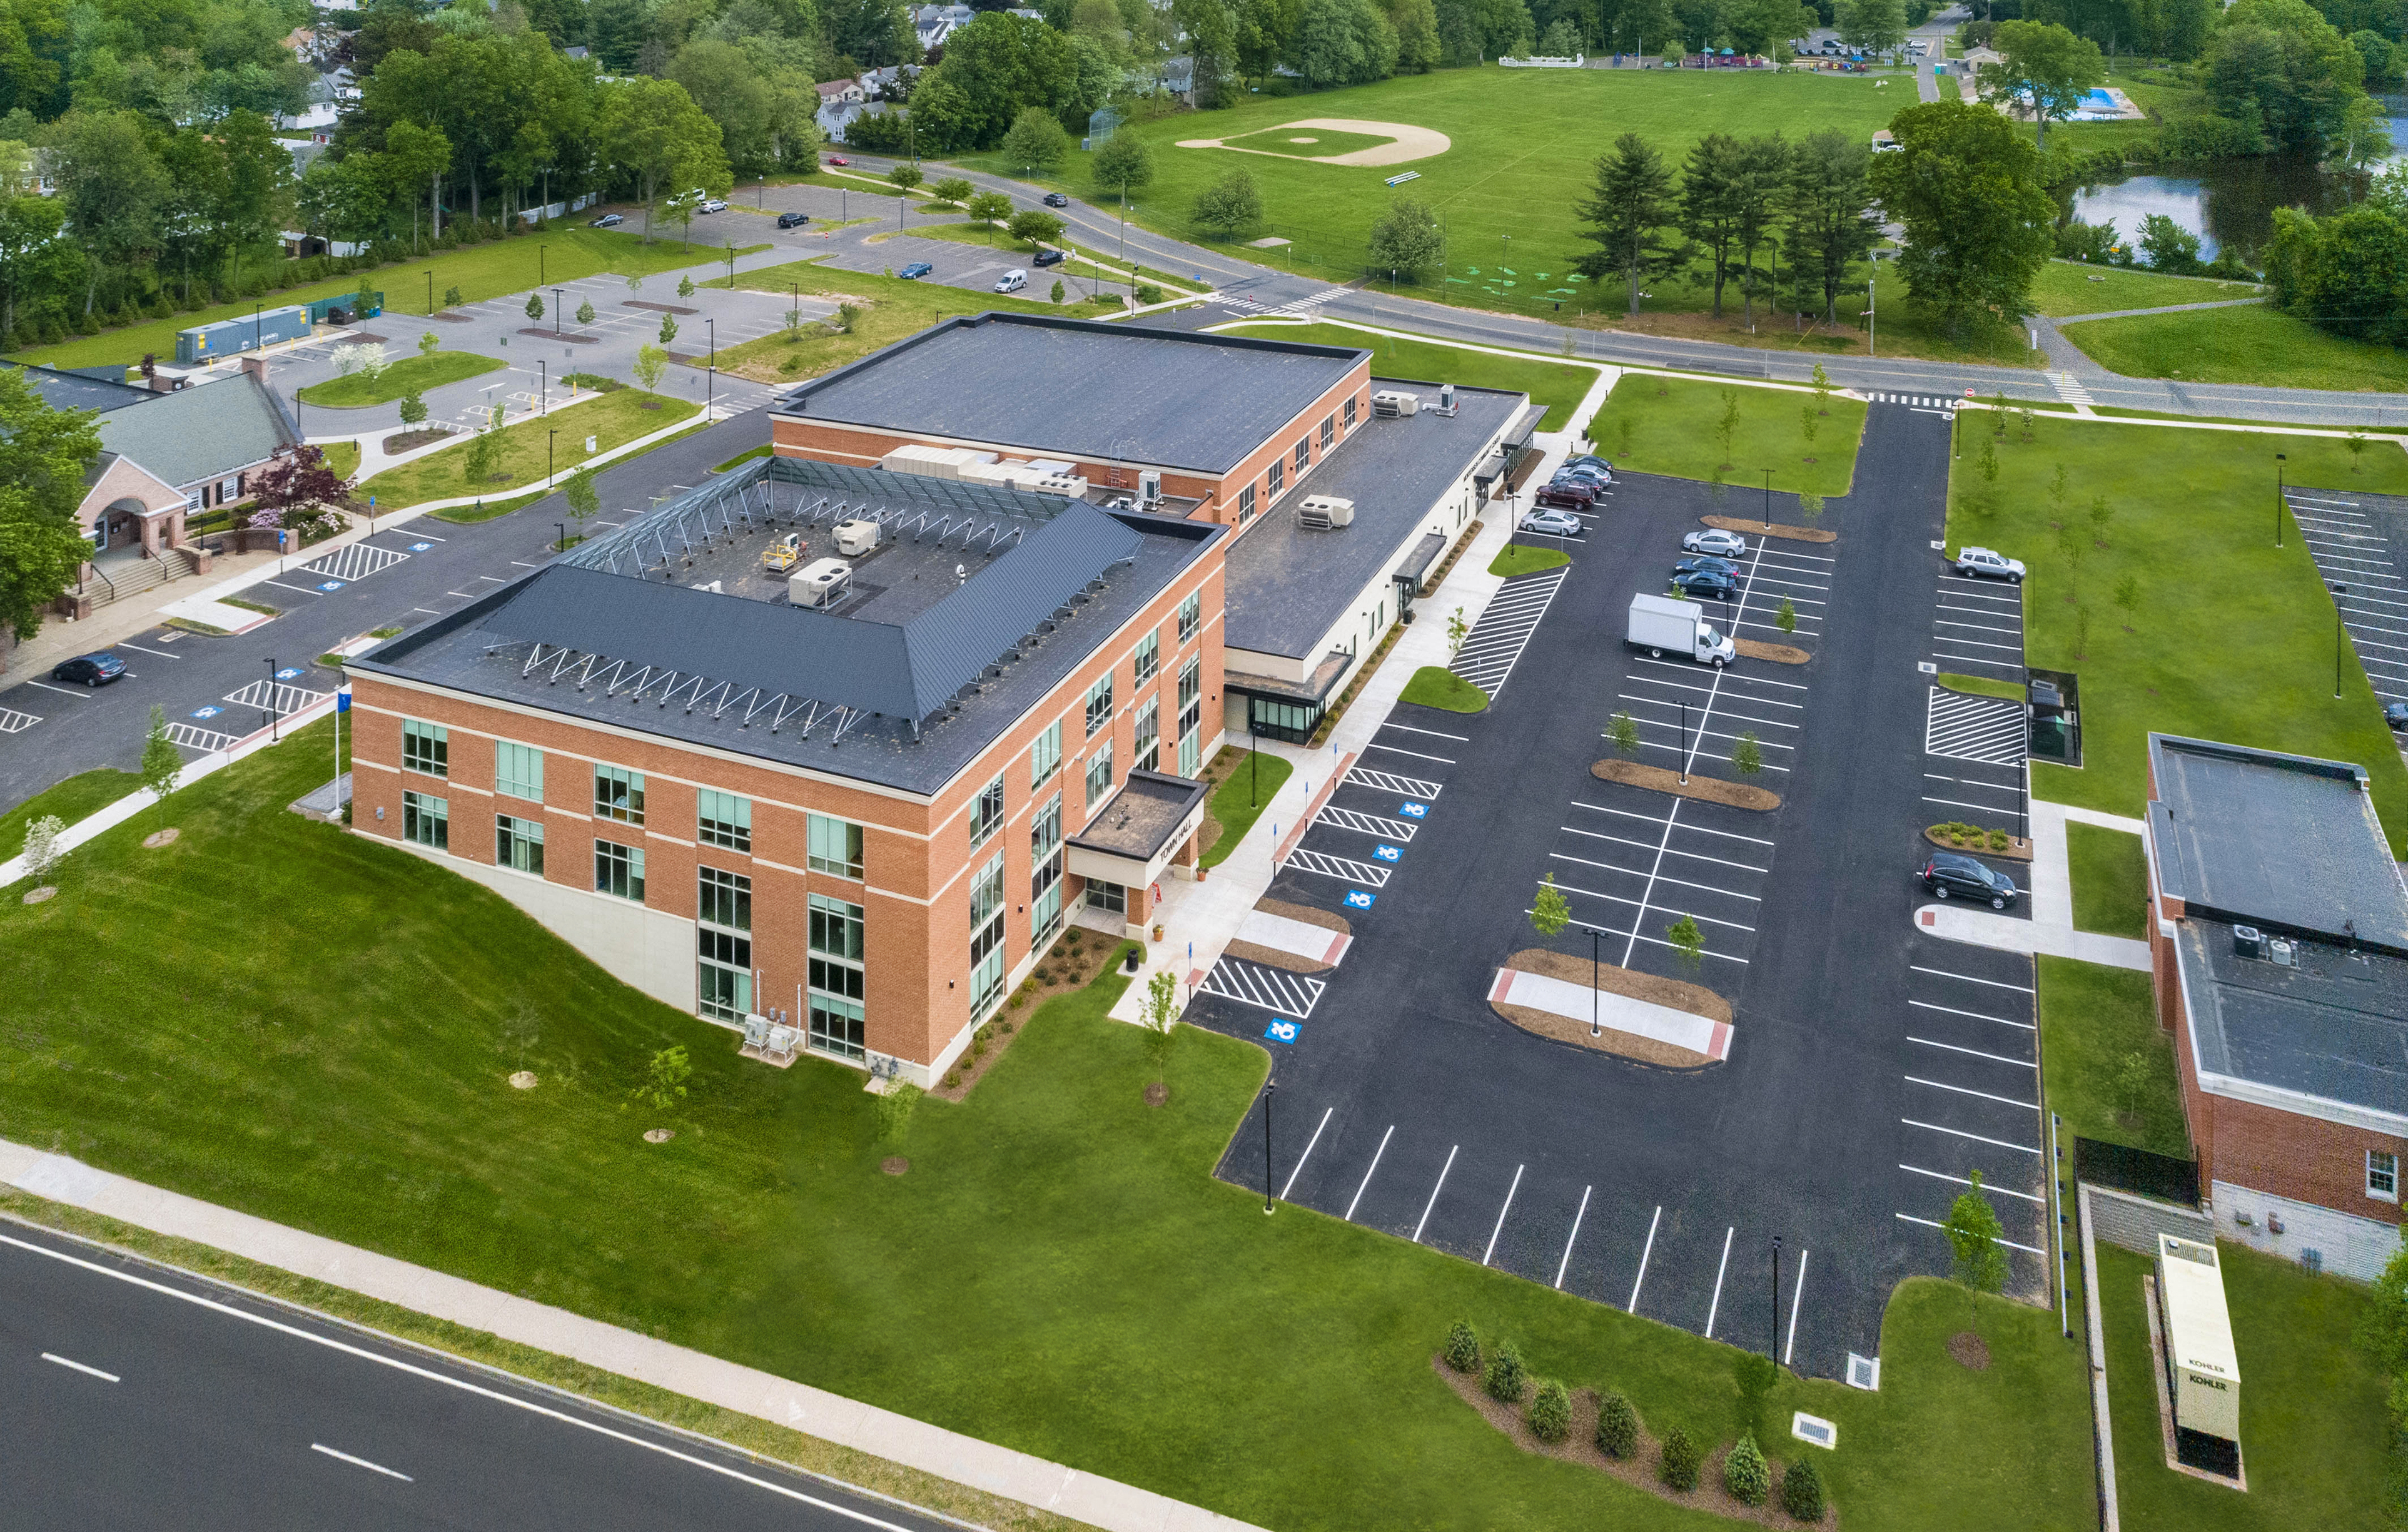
top-left (418, 330), bottom-right (440, 360)
top-left (1781, 1454), bottom-right (1827, 1521)
top-left (1942, 1169), bottom-right (2008, 1322)
top-left (1799, 401), bottom-right (1819, 449)
top-left (634, 342), bottom-right (670, 392)
top-left (1531, 871), bottom-right (1572, 937)
top-left (1527, 1379), bottom-right (1572, 1443)
top-left (659, 313), bottom-right (679, 347)
top-left (1715, 387), bottom-right (1742, 468)
top-left (1447, 605), bottom-right (1469, 661)
top-left (1482, 1339), bottom-right (1527, 1403)
top-left (1142, 969), bottom-right (1178, 1080)
top-left (140, 705), bottom-right (180, 832)
top-left (1594, 1390), bottom-right (1640, 1458)
top-left (398, 389), bottom-right (429, 429)
top-left (1050, 278), bottom-right (1065, 305)
top-left (2349, 429), bottom-right (2370, 472)
top-left (1796, 492), bottom-right (1824, 525)
top-left (1777, 596), bottom-right (1798, 635)
top-left (2113, 572), bottom-right (2142, 631)
top-left (929, 176), bottom-right (974, 205)
top-left (443, 285), bottom-right (463, 308)
top-left (2088, 493), bottom-right (2115, 547)
top-left (1659, 1425), bottom-right (1702, 1491)
top-left (525, 292), bottom-right (544, 322)
top-left (1191, 168), bottom-right (1264, 238)
top-left (19, 814), bottom-right (65, 885)
top-left (677, 274), bottom-right (697, 299)
top-left (1610, 709), bottom-right (1641, 756)
top-left (886, 163), bottom-right (924, 193)
top-left (1733, 730), bottom-right (1764, 775)
top-left (1007, 210), bottom-right (1065, 250)
top-left (1723, 1432), bottom-right (1771, 1506)
top-left (1443, 1319), bottom-right (1481, 1372)
top-left (2057, 523), bottom-right (2088, 601)
top-left (1809, 362), bottom-right (1833, 414)
top-left (577, 297), bottom-right (597, 327)
top-left (1667, 913), bottom-right (1705, 973)
top-left (564, 465), bottom-right (600, 542)
top-left (2048, 462), bottom-right (2070, 523)
top-left (627, 1044), bottom-right (692, 1112)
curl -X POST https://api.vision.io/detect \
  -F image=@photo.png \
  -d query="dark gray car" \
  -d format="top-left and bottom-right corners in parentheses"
top-left (1920, 851), bottom-right (2018, 910)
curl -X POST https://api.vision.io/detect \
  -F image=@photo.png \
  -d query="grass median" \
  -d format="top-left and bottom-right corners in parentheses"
top-left (298, 350), bottom-right (503, 408)
top-left (1590, 375), bottom-right (1866, 497)
top-left (2067, 823), bottom-right (2148, 939)
top-left (713, 259), bottom-right (1115, 387)
top-left (1948, 413), bottom-right (2408, 844)
top-left (1219, 320), bottom-right (1599, 431)
top-left (356, 388), bottom-right (697, 514)
top-left (1, 766), bottom-right (141, 846)
top-left (0, 714), bottom-right (2098, 1532)
top-left (1398, 666), bottom-right (1487, 712)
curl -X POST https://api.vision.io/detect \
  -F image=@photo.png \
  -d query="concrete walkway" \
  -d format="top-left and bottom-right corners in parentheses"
top-left (0, 1137), bottom-right (1267, 1532)
top-left (2058, 296), bottom-right (2267, 324)
top-left (1915, 798), bottom-right (2152, 970)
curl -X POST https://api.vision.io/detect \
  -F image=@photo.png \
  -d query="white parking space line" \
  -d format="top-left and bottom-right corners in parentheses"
top-left (113, 641), bottom-right (179, 659)
top-left (41, 1352), bottom-right (120, 1382)
top-left (25, 681), bottom-right (88, 698)
top-left (1908, 1036), bottom-right (2035, 1067)
top-left (1783, 1250), bottom-right (1808, 1366)
top-left (1573, 802), bottom-right (1777, 845)
top-left (1902, 1118), bottom-right (2040, 1154)
top-left (1901, 1164), bottom-right (2046, 1202)
top-left (1906, 1075), bottom-right (2037, 1110)
top-left (1559, 914), bottom-right (1753, 964)
top-left (311, 1444), bottom-right (415, 1483)
top-left (1896, 1212), bottom-right (2043, 1255)
top-left (1344, 1125), bottom-right (1394, 1222)
top-left (1365, 742), bottom-right (1455, 764)
top-left (1562, 827), bottom-right (1770, 874)
top-left (1908, 998), bottom-right (2035, 1030)
top-left (1549, 875), bottom-right (1756, 931)
top-left (1481, 1164), bottom-right (1525, 1266)
top-left (1280, 1107), bottom-right (1333, 1200)
top-left (1412, 1145), bottom-right (1459, 1243)
top-left (1703, 1225), bottom-right (1735, 1339)
top-left (260, 580), bottom-right (325, 597)
top-left (1911, 965), bottom-right (2033, 992)
top-left (1627, 1205), bottom-right (1663, 1312)
top-left (1554, 1185), bottom-right (1592, 1290)
top-left (1550, 850), bottom-right (1764, 901)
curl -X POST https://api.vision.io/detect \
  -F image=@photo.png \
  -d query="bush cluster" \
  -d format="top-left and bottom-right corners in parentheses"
top-left (1481, 1339), bottom-right (1526, 1404)
top-left (1525, 1379), bottom-right (1571, 1443)
top-left (1594, 1389), bottom-right (1639, 1459)
top-left (1443, 1320), bottom-right (1480, 1374)
top-left (1929, 819), bottom-right (2012, 851)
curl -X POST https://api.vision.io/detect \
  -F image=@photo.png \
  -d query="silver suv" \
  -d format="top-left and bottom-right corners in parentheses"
top-left (1955, 546), bottom-right (2026, 583)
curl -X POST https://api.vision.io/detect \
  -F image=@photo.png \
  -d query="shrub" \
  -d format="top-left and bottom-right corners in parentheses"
top-left (1134, 283), bottom-right (1165, 305)
top-left (1595, 1389), bottom-right (1639, 1459)
top-left (1987, 828), bottom-right (2009, 851)
top-left (1527, 1379), bottom-right (1571, 1443)
top-left (1482, 1339), bottom-right (1526, 1403)
top-left (1659, 1425), bottom-right (1701, 1491)
top-left (1781, 1453), bottom-right (1826, 1521)
top-left (1443, 1319), bottom-right (1480, 1373)
top-left (1723, 1432), bottom-right (1770, 1506)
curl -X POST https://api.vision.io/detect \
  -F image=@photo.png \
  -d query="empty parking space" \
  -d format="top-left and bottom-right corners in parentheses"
top-left (1612, 658), bottom-right (1807, 778)
top-left (1930, 576), bottom-right (2026, 679)
top-left (1545, 794), bottom-right (1772, 973)
top-left (1726, 545), bottom-right (1833, 647)
top-left (1889, 950), bottom-right (2050, 1270)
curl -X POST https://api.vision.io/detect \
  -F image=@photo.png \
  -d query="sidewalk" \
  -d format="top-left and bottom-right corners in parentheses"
top-left (1913, 798), bottom-right (2152, 969)
top-left (2, 544), bottom-right (290, 680)
top-left (0, 1136), bottom-right (1267, 1532)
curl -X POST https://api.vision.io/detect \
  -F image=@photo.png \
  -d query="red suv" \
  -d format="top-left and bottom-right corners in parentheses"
top-left (1534, 480), bottom-right (1599, 510)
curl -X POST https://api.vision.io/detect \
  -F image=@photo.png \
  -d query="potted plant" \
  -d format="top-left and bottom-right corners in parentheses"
top-left (1151, 921), bottom-right (1165, 941)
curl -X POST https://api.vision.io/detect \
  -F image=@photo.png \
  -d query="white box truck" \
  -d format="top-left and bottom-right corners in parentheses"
top-left (2156, 1234), bottom-right (2241, 1444)
top-left (1627, 593), bottom-right (1734, 668)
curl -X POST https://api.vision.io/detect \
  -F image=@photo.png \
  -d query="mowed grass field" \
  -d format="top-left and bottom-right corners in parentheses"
top-left (2060, 301), bottom-right (2408, 392)
top-left (1589, 374), bottom-right (1866, 495)
top-left (2027, 260), bottom-right (2262, 319)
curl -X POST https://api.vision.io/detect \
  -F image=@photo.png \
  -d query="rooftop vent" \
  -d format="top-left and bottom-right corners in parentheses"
top-left (1296, 495), bottom-right (1355, 531)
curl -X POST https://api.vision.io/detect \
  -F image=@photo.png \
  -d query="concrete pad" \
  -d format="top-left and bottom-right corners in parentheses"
top-left (1915, 903), bottom-right (2150, 970)
top-left (159, 594), bottom-right (275, 634)
top-left (1232, 908), bottom-right (1351, 967)
top-left (1487, 968), bottom-right (1733, 1060)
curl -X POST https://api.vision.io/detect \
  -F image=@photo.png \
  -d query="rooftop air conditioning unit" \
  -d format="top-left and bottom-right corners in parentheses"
top-left (789, 557), bottom-right (852, 608)
top-left (1025, 474), bottom-right (1086, 497)
top-left (1138, 469), bottom-right (1163, 507)
top-left (1297, 495), bottom-right (1355, 530)
top-left (832, 519), bottom-right (880, 557)
top-left (1430, 383), bottom-right (1459, 417)
top-left (1372, 390), bottom-right (1420, 419)
top-left (2233, 925), bottom-right (2264, 960)
top-left (2267, 936), bottom-right (2299, 968)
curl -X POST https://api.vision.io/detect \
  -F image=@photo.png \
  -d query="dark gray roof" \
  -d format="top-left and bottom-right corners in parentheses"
top-left (1223, 380), bottom-right (1525, 661)
top-left (2174, 916), bottom-right (2408, 1121)
top-left (778, 313), bottom-right (1368, 475)
top-left (92, 373), bottom-right (298, 489)
top-left (2148, 733), bottom-right (2408, 951)
top-left (1, 360), bottom-right (158, 415)
top-left (1069, 769), bottom-right (1210, 860)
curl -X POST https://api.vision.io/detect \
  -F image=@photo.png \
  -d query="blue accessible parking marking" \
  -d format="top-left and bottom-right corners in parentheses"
top-left (410, 542), bottom-right (432, 552)
top-left (1399, 802), bottom-right (1429, 818)
top-left (1343, 890), bottom-right (1375, 910)
top-left (275, 667), bottom-right (304, 679)
top-left (1264, 1019), bottom-right (1300, 1044)
top-left (190, 706), bottom-right (221, 719)
top-left (1372, 845), bottom-right (1402, 863)
top-left (317, 580), bottom-right (346, 592)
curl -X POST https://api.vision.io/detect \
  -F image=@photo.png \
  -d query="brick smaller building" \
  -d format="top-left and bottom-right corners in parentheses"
top-left (2144, 733), bottom-right (2408, 1281)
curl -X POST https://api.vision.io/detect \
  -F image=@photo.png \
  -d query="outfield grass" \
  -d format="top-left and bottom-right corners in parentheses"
top-left (2058, 302), bottom-right (2408, 392)
top-left (13, 231), bottom-right (761, 371)
top-left (1198, 746), bottom-right (1293, 868)
top-left (2028, 261), bottom-right (2262, 319)
top-left (715, 259), bottom-right (1117, 387)
top-left (1589, 375), bottom-right (1866, 496)
top-left (1221, 321), bottom-right (1597, 430)
top-left (1948, 415), bottom-right (2408, 844)
top-left (2036, 956), bottom-right (2188, 1157)
top-left (1, 766), bottom-right (141, 848)
top-left (2067, 823), bottom-right (2149, 940)
top-left (1490, 544), bottom-right (1571, 577)
top-left (1398, 666), bottom-right (1489, 711)
top-left (0, 718), bottom-right (2100, 1532)
top-left (357, 390), bottom-right (698, 512)
top-left (2097, 1242), bottom-right (2392, 1530)
top-left (298, 349), bottom-right (504, 408)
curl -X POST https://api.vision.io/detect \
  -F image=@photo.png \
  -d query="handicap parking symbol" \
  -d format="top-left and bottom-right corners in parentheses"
top-left (410, 542), bottom-right (432, 552)
top-left (1343, 890), bottom-right (1375, 910)
top-left (275, 667), bottom-right (304, 680)
top-left (1372, 844), bottom-right (1402, 863)
top-left (1399, 801), bottom-right (1429, 818)
top-left (317, 580), bottom-right (346, 592)
top-left (190, 706), bottom-right (221, 719)
top-left (1263, 1018), bottom-right (1300, 1044)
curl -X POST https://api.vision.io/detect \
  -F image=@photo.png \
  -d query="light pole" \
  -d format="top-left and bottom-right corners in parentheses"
top-left (252, 302), bottom-right (263, 354)
top-left (1590, 926), bottom-right (1601, 1037)
top-left (707, 317), bottom-right (716, 368)
top-left (556, 520), bottom-right (567, 554)
top-left (707, 365), bottom-right (716, 422)
top-left (2275, 452), bottom-right (2288, 546)
top-left (2335, 582), bottom-right (2350, 698)
top-left (1770, 1235), bottom-right (1782, 1369)
top-left (552, 287), bottom-right (564, 337)
top-left (264, 657), bottom-right (278, 743)
top-left (538, 359), bottom-right (546, 415)
top-left (1679, 699), bottom-right (1690, 784)
top-left (1263, 1080), bottom-right (1276, 1214)
top-left (1761, 468), bottom-right (1773, 529)
top-left (1867, 268), bottom-right (1876, 357)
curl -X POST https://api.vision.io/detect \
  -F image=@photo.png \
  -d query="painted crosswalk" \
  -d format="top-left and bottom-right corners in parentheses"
top-left (1258, 287), bottom-right (1353, 316)
top-left (1924, 686), bottom-right (2025, 764)
top-left (1344, 766), bottom-right (1443, 799)
top-left (301, 541), bottom-right (410, 584)
top-left (1198, 955), bottom-right (1327, 1017)
top-left (1284, 846), bottom-right (1392, 887)
top-left (1866, 392), bottom-right (1961, 408)
top-left (2049, 372), bottom-right (2096, 410)
top-left (1450, 566), bottom-right (1568, 698)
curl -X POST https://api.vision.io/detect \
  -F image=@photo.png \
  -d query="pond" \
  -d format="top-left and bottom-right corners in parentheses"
top-left (2062, 106), bottom-right (2408, 260)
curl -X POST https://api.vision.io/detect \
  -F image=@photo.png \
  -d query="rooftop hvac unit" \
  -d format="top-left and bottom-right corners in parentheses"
top-left (1296, 495), bottom-right (1355, 530)
top-left (1372, 390), bottom-right (1420, 419)
top-left (2233, 925), bottom-right (2264, 960)
top-left (832, 519), bottom-right (880, 557)
top-left (789, 557), bottom-right (852, 608)
top-left (1138, 469), bottom-right (1163, 506)
top-left (1431, 383), bottom-right (1459, 417)
top-left (1024, 474), bottom-right (1087, 497)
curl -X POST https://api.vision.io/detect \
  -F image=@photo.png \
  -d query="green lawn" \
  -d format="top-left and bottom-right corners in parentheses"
top-left (1398, 665), bottom-right (1489, 711)
top-left (357, 389), bottom-right (699, 512)
top-left (0, 718), bottom-right (2101, 1532)
top-left (715, 258), bottom-right (1118, 386)
top-left (1218, 321), bottom-right (1597, 431)
top-left (1198, 746), bottom-right (1293, 868)
top-left (1490, 544), bottom-right (1571, 577)
top-left (2067, 823), bottom-right (2149, 940)
top-left (2097, 1242), bottom-right (2394, 1531)
top-left (713, 443), bottom-right (773, 474)
top-left (1, 766), bottom-right (142, 848)
top-left (2058, 302), bottom-right (2408, 392)
top-left (2036, 956), bottom-right (2188, 1158)
top-left (2028, 260), bottom-right (2263, 319)
top-left (1589, 375), bottom-right (1866, 495)
top-left (12, 230), bottom-right (764, 371)
top-left (1218, 127), bottom-right (1397, 158)
top-left (1950, 415), bottom-right (2408, 844)
top-left (1940, 672), bottom-right (2026, 701)
top-left (298, 350), bottom-right (504, 408)
top-left (321, 442), bottom-right (361, 480)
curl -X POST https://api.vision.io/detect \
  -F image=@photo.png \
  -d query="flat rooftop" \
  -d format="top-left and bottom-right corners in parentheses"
top-left (1070, 770), bottom-right (1211, 861)
top-left (1224, 380), bottom-right (1526, 662)
top-left (2175, 916), bottom-right (2408, 1124)
top-left (2148, 733), bottom-right (2408, 951)
top-left (776, 312), bottom-right (1369, 475)
top-left (351, 457), bottom-right (1222, 798)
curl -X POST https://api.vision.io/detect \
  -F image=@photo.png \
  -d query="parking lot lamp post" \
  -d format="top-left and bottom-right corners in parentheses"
top-left (264, 657), bottom-right (278, 743)
top-left (1263, 1080), bottom-right (1276, 1214)
top-left (1591, 926), bottom-right (1601, 1037)
top-left (2334, 583), bottom-right (2350, 698)
top-left (2275, 452), bottom-right (2287, 546)
top-left (1770, 1235), bottom-right (1781, 1368)
top-left (708, 317), bottom-right (716, 367)
top-left (538, 360), bottom-right (546, 415)
top-left (556, 521), bottom-right (567, 553)
top-left (1761, 468), bottom-right (1772, 528)
top-left (553, 287), bottom-right (564, 336)
top-left (1679, 699), bottom-right (1690, 784)
top-left (708, 365), bottom-right (716, 422)
top-left (1867, 269), bottom-right (1876, 358)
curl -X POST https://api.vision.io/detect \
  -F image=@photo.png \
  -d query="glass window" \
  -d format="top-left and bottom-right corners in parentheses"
top-left (808, 814), bottom-right (864, 878)
top-left (1178, 656), bottom-right (1203, 778)
top-left (1031, 719), bottom-right (1062, 788)
top-left (1268, 458), bottom-right (1284, 496)
top-left (969, 851), bottom-right (1006, 1018)
top-left (697, 867), bottom-right (753, 1022)
top-left (495, 741), bottom-right (542, 801)
top-left (1293, 437), bottom-right (1310, 471)
top-left (595, 839), bottom-right (645, 901)
top-left (1031, 792), bottom-right (1063, 945)
top-left (699, 865), bottom-right (751, 931)
top-left (1085, 741), bottom-right (1114, 809)
top-left (1086, 880), bottom-right (1126, 915)
top-left (1133, 629), bottom-right (1160, 684)
top-left (1320, 415), bottom-right (1335, 450)
top-left (594, 764), bottom-right (645, 825)
top-left (1085, 671), bottom-right (1114, 738)
top-left (402, 719), bottom-right (447, 778)
top-left (810, 892), bottom-right (866, 1003)
top-left (969, 774), bottom-right (1005, 849)
top-left (402, 789), bottom-right (447, 848)
top-left (495, 813), bottom-right (544, 873)
top-left (1238, 483), bottom-right (1256, 523)
top-left (807, 993), bottom-right (865, 1060)
top-left (697, 789), bottom-right (751, 851)
top-left (1344, 395), bottom-right (1358, 429)
top-left (2373, 1149), bottom-right (2400, 1200)
top-left (1133, 699), bottom-right (1160, 774)
top-left (1178, 592), bottom-right (1201, 643)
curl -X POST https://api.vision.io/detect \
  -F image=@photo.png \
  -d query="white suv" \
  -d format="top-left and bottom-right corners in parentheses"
top-left (1955, 546), bottom-right (2026, 583)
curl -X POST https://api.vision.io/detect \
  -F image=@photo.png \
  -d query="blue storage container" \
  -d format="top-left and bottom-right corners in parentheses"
top-left (174, 303), bottom-right (314, 365)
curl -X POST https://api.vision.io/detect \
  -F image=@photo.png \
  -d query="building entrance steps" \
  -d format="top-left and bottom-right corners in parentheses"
top-left (1914, 901), bottom-right (2151, 970)
top-left (1487, 966), bottom-right (1733, 1060)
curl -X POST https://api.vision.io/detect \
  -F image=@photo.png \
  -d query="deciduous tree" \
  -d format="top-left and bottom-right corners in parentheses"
top-left (0, 366), bottom-right (104, 644)
top-left (1869, 99), bottom-right (2053, 335)
top-left (1365, 195), bottom-right (1442, 279)
top-left (1980, 19), bottom-right (2107, 151)
top-left (1191, 168), bottom-right (1263, 236)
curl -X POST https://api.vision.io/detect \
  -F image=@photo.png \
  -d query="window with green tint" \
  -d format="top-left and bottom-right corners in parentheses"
top-left (1178, 592), bottom-right (1200, 643)
top-left (808, 813), bottom-right (863, 878)
top-left (1031, 719), bottom-right (1062, 788)
top-left (594, 763), bottom-right (644, 824)
top-left (402, 719), bottom-right (448, 778)
top-left (595, 839), bottom-right (645, 900)
top-left (495, 741), bottom-right (542, 801)
top-left (697, 789), bottom-right (751, 851)
top-left (969, 773), bottom-right (1004, 849)
top-left (1085, 741), bottom-right (1113, 809)
top-left (1085, 671), bottom-right (1113, 738)
top-left (402, 789), bottom-right (447, 848)
top-left (1133, 629), bottom-right (1160, 684)
top-left (495, 813), bottom-right (544, 872)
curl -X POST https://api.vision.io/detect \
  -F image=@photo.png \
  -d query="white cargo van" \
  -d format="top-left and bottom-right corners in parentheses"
top-left (1627, 593), bottom-right (1734, 667)
top-left (994, 268), bottom-right (1028, 293)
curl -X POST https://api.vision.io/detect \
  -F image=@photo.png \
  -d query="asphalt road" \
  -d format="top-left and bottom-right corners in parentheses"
top-left (0, 1218), bottom-right (964, 1532)
top-left (1183, 407), bottom-right (2051, 1381)
top-left (0, 405), bottom-right (772, 815)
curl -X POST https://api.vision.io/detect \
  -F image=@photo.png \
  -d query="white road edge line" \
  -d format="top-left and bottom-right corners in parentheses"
top-left (1344, 1125), bottom-right (1394, 1222)
top-left (41, 1351), bottom-right (120, 1382)
top-left (1412, 1145), bottom-right (1459, 1244)
top-left (0, 1233), bottom-right (926, 1532)
top-left (1279, 1106), bottom-right (1333, 1202)
top-left (1627, 1205), bottom-right (1663, 1314)
top-left (311, 1443), bottom-right (415, 1482)
top-left (1554, 1185), bottom-right (1591, 1291)
top-left (1481, 1165), bottom-right (1524, 1267)
top-left (1783, 1249), bottom-right (1808, 1367)
top-left (1703, 1226), bottom-right (1735, 1340)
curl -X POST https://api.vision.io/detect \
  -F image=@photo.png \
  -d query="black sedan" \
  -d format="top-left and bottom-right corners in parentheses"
top-left (1670, 569), bottom-right (1739, 601)
top-left (53, 651), bottom-right (126, 686)
top-left (1043, 191), bottom-right (1069, 208)
top-left (1034, 248), bottom-right (1066, 267)
top-left (1674, 554), bottom-right (1739, 576)
top-left (776, 211), bottom-right (810, 228)
top-left (1921, 852), bottom-right (2018, 909)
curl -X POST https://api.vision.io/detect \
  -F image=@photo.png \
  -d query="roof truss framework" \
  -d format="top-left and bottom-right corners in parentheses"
top-left (519, 642), bottom-right (859, 741)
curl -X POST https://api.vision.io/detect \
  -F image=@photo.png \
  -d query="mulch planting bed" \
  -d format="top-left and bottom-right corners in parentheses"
top-left (624, 300), bottom-right (701, 315)
top-left (1734, 639), bottom-right (1809, 664)
top-left (1923, 826), bottom-right (2033, 862)
top-left (1703, 514), bottom-right (1836, 544)
top-left (428, 312), bottom-right (472, 323)
top-left (929, 929), bottom-right (1133, 1102)
top-left (380, 428), bottom-right (454, 453)
top-left (522, 328), bottom-right (598, 343)
top-left (1494, 948), bottom-right (1728, 1068)
top-left (1948, 1331), bottom-right (1991, 1371)
top-left (1593, 758), bottom-right (1781, 811)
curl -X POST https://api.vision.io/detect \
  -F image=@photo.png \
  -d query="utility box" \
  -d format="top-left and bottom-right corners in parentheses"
top-left (2156, 1234), bottom-right (2241, 1444)
top-left (175, 303), bottom-right (311, 364)
top-left (832, 519), bottom-right (880, 557)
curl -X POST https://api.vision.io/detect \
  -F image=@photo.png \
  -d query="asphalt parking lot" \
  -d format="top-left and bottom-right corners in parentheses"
top-left (1186, 402), bottom-right (2050, 1382)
